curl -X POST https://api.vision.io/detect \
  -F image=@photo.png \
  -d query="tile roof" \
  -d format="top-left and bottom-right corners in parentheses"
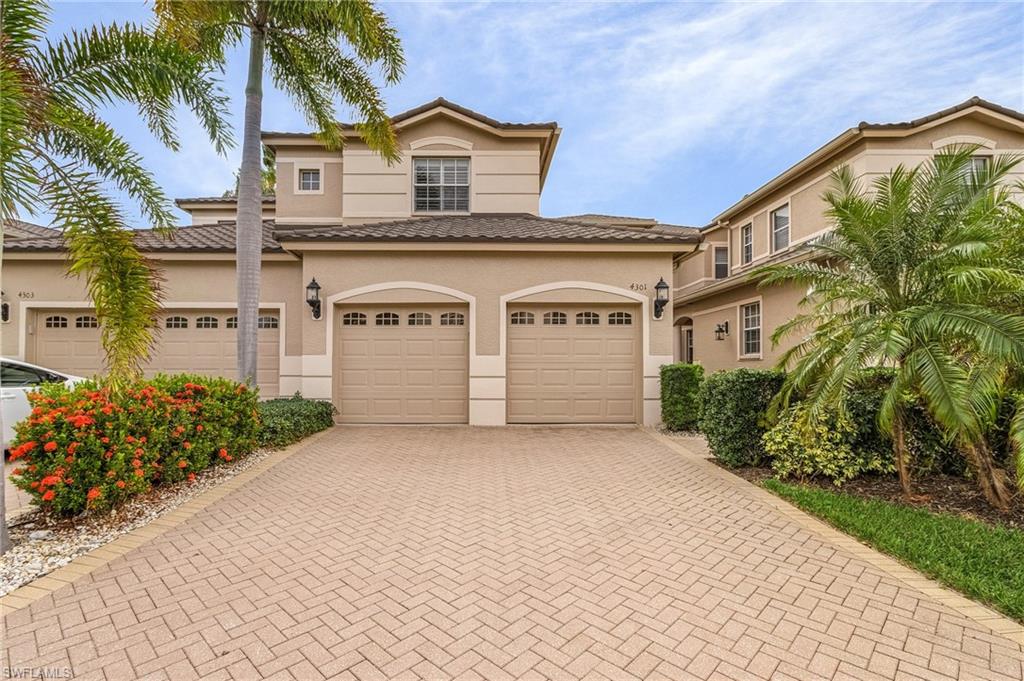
top-left (3, 221), bottom-right (284, 253)
top-left (273, 214), bottom-right (701, 244)
top-left (560, 214), bottom-right (659, 225)
top-left (3, 219), bottom-right (58, 239)
top-left (263, 98), bottom-right (558, 138)
top-left (175, 195), bottom-right (275, 205)
top-left (857, 96), bottom-right (1024, 130)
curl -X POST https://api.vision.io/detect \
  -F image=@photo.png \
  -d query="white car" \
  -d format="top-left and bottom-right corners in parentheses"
top-left (1, 358), bottom-right (83, 453)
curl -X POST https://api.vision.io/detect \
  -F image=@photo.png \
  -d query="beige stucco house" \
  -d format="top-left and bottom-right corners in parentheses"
top-left (672, 97), bottom-right (1024, 372)
top-left (5, 97), bottom-right (1023, 425)
top-left (2, 99), bottom-right (700, 426)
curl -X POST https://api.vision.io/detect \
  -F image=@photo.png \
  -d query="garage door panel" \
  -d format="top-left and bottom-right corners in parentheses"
top-left (508, 304), bottom-right (639, 424)
top-left (33, 308), bottom-right (280, 397)
top-left (335, 305), bottom-right (469, 423)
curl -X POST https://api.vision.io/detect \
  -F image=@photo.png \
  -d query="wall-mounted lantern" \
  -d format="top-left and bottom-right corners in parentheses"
top-left (714, 320), bottom-right (730, 341)
top-left (305, 278), bottom-right (322, 320)
top-left (653, 278), bottom-right (670, 320)
top-left (0, 290), bottom-right (8, 323)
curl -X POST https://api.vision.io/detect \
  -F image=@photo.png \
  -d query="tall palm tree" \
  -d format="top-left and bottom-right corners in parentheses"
top-left (755, 147), bottom-right (1024, 509)
top-left (0, 0), bottom-right (231, 553)
top-left (154, 1), bottom-right (404, 386)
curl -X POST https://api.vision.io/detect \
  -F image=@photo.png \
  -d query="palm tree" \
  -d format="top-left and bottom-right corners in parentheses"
top-left (154, 0), bottom-right (404, 386)
top-left (0, 0), bottom-right (231, 552)
top-left (755, 146), bottom-right (1024, 509)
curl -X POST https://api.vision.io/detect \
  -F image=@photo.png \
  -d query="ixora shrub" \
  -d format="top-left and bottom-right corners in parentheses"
top-left (258, 395), bottom-right (336, 448)
top-left (8, 375), bottom-right (259, 516)
top-left (764, 405), bottom-right (895, 485)
top-left (660, 363), bottom-right (704, 431)
top-left (697, 368), bottom-right (785, 467)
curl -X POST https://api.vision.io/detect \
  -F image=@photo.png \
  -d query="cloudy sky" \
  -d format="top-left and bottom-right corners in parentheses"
top-left (42, 0), bottom-right (1024, 227)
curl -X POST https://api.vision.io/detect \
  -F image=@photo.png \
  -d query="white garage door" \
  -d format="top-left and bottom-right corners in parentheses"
top-left (507, 304), bottom-right (640, 423)
top-left (334, 304), bottom-right (469, 423)
top-left (31, 309), bottom-right (280, 396)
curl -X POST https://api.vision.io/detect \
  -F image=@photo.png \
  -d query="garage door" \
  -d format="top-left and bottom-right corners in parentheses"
top-left (334, 304), bottom-right (468, 423)
top-left (31, 309), bottom-right (280, 396)
top-left (507, 304), bottom-right (640, 423)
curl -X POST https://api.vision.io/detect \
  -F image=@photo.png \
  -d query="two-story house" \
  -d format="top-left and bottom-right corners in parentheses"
top-left (672, 97), bottom-right (1024, 370)
top-left (2, 99), bottom-right (700, 426)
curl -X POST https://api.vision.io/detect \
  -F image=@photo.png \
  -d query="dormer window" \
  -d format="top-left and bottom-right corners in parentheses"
top-left (414, 158), bottom-right (469, 212)
top-left (298, 168), bottom-right (321, 192)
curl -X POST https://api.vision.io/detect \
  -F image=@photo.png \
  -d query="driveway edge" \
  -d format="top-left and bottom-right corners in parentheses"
top-left (645, 429), bottom-right (1024, 648)
top-left (0, 427), bottom-right (337, 615)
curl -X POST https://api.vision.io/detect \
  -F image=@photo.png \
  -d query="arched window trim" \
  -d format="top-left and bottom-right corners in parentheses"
top-left (75, 315), bottom-right (99, 328)
top-left (226, 316), bottom-right (238, 329)
top-left (342, 312), bottom-right (367, 326)
top-left (196, 316), bottom-right (219, 329)
top-left (257, 315), bottom-right (279, 329)
top-left (608, 312), bottom-right (633, 326)
top-left (408, 312), bottom-right (432, 326)
top-left (576, 311), bottom-right (600, 325)
top-left (543, 311), bottom-right (567, 326)
top-left (375, 312), bottom-right (400, 326)
top-left (165, 316), bottom-right (188, 329)
top-left (440, 312), bottom-right (465, 326)
top-left (510, 311), bottom-right (535, 325)
top-left (45, 315), bottom-right (68, 329)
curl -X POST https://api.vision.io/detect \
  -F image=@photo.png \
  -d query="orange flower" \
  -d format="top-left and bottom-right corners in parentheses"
top-left (187, 473), bottom-right (196, 482)
top-left (87, 487), bottom-right (101, 501)
top-left (65, 455), bottom-right (74, 464)
top-left (177, 459), bottom-right (188, 469)
top-left (116, 480), bottom-right (126, 489)
top-left (135, 448), bottom-right (144, 457)
top-left (183, 441), bottom-right (192, 450)
top-left (43, 441), bottom-right (58, 452)
top-left (42, 490), bottom-right (55, 501)
top-left (134, 469), bottom-right (145, 477)
top-left (196, 424), bottom-right (203, 432)
top-left (131, 459), bottom-right (142, 468)
top-left (67, 442), bottom-right (80, 454)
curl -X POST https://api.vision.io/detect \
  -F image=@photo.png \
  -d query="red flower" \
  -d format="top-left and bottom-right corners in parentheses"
top-left (67, 442), bottom-right (80, 454)
top-left (87, 487), bottom-right (101, 501)
top-left (12, 468), bottom-right (22, 476)
top-left (42, 490), bottom-right (55, 501)
top-left (126, 435), bottom-right (136, 443)
top-left (65, 455), bottom-right (74, 464)
top-left (135, 448), bottom-right (145, 457)
top-left (131, 459), bottom-right (142, 468)
top-left (183, 441), bottom-right (192, 450)
top-left (177, 460), bottom-right (188, 469)
top-left (116, 480), bottom-right (126, 489)
top-left (43, 441), bottom-right (58, 452)
top-left (134, 469), bottom-right (144, 477)
top-left (196, 425), bottom-right (204, 432)
top-left (40, 475), bottom-right (61, 487)
top-left (187, 473), bottom-right (196, 482)
top-left (218, 448), bottom-right (228, 458)
top-left (101, 436), bottom-right (110, 444)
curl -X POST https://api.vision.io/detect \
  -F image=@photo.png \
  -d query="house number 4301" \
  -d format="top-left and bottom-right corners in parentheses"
top-left (628, 283), bottom-right (648, 292)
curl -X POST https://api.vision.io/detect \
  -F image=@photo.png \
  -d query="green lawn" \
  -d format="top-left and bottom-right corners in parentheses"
top-left (762, 479), bottom-right (1024, 623)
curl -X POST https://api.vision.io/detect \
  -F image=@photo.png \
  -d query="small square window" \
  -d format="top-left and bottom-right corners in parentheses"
top-left (298, 168), bottom-right (321, 192)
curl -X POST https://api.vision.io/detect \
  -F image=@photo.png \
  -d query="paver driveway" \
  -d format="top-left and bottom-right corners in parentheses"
top-left (2, 427), bottom-right (1022, 681)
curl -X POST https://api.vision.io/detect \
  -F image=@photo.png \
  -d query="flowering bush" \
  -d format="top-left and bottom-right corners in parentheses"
top-left (8, 375), bottom-right (259, 515)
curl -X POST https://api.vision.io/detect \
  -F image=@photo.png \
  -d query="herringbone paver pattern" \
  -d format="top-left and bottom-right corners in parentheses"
top-left (2, 427), bottom-right (1022, 680)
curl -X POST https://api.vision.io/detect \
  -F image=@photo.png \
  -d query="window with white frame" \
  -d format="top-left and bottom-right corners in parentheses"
top-left (165, 316), bottom-right (188, 329)
top-left (440, 312), bottom-right (465, 326)
top-left (683, 328), bottom-right (694, 363)
top-left (257, 315), bottom-right (279, 329)
top-left (375, 312), bottom-right (399, 327)
top-left (413, 158), bottom-right (469, 212)
top-left (76, 315), bottom-right (99, 328)
top-left (543, 311), bottom-right (567, 325)
top-left (608, 312), bottom-right (632, 326)
top-left (960, 156), bottom-right (991, 184)
top-left (740, 302), bottom-right (761, 356)
top-left (298, 168), bottom-right (321, 192)
top-left (741, 224), bottom-right (753, 265)
top-left (45, 315), bottom-right (67, 329)
top-left (576, 311), bottom-right (600, 325)
top-left (714, 246), bottom-right (729, 279)
top-left (771, 204), bottom-right (790, 252)
top-left (510, 311), bottom-right (534, 325)
top-left (343, 312), bottom-right (367, 326)
top-left (226, 316), bottom-right (238, 329)
top-left (408, 312), bottom-right (432, 326)
top-left (196, 316), bottom-right (219, 329)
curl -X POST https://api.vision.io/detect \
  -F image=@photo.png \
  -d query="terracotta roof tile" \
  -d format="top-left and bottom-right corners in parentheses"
top-left (3, 221), bottom-right (283, 253)
top-left (3, 219), bottom-right (58, 239)
top-left (273, 214), bottom-right (700, 244)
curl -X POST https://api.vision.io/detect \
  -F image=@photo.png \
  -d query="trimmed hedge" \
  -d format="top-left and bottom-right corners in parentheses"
top-left (660, 363), bottom-right (704, 431)
top-left (258, 395), bottom-right (336, 448)
top-left (697, 368), bottom-right (785, 467)
top-left (8, 375), bottom-right (259, 515)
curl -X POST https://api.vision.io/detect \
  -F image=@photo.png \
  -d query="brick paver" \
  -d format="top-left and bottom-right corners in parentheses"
top-left (2, 427), bottom-right (1021, 680)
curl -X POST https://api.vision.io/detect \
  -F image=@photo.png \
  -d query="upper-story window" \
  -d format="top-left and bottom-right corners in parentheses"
top-left (713, 247), bottom-right (729, 279)
top-left (741, 224), bottom-right (753, 265)
top-left (771, 204), bottom-right (790, 252)
top-left (740, 302), bottom-right (761, 357)
top-left (414, 158), bottom-right (469, 212)
top-left (298, 168), bottom-right (321, 192)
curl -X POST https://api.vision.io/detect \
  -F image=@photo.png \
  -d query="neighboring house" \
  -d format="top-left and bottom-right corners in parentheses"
top-left (1, 98), bottom-right (700, 426)
top-left (672, 97), bottom-right (1024, 371)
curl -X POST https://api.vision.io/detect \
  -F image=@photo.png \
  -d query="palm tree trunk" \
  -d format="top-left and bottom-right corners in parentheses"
top-left (235, 26), bottom-right (265, 387)
top-left (893, 411), bottom-right (914, 499)
top-left (965, 441), bottom-right (1013, 511)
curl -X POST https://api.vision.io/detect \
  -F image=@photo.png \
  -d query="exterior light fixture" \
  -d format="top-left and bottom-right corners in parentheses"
top-left (0, 290), bottom-right (8, 323)
top-left (714, 321), bottom-right (730, 341)
top-left (653, 278), bottom-right (670, 320)
top-left (305, 278), bottom-right (322, 320)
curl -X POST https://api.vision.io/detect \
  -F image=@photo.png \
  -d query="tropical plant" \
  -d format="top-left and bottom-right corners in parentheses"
top-left (0, 0), bottom-right (231, 552)
top-left (755, 146), bottom-right (1024, 509)
top-left (154, 0), bottom-right (404, 386)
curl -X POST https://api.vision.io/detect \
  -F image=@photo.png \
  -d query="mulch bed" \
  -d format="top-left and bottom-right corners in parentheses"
top-left (723, 463), bottom-right (1024, 531)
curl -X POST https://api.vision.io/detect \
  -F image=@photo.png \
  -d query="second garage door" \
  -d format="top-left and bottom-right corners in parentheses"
top-left (334, 304), bottom-right (469, 423)
top-left (31, 308), bottom-right (280, 396)
top-left (507, 304), bottom-right (640, 423)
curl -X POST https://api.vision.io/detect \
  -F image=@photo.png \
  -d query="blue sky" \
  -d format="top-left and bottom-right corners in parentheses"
top-left (42, 0), bottom-right (1024, 228)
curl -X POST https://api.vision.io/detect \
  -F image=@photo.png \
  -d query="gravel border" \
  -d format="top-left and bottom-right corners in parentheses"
top-left (1, 448), bottom-right (276, 596)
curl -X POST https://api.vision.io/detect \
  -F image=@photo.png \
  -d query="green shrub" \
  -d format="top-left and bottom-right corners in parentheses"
top-left (764, 405), bottom-right (895, 485)
top-left (660, 363), bottom-right (704, 431)
top-left (8, 375), bottom-right (260, 515)
top-left (697, 368), bottom-right (784, 467)
top-left (258, 394), bottom-right (336, 448)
